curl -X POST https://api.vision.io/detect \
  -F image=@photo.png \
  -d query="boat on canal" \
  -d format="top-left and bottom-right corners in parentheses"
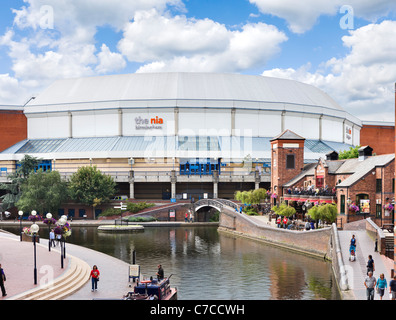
top-left (123, 275), bottom-right (177, 300)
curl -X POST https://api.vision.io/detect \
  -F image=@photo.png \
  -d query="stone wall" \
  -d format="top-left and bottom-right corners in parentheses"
top-left (219, 209), bottom-right (331, 259)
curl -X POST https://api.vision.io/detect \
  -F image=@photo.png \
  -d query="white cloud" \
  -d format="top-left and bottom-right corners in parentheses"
top-left (249, 0), bottom-right (396, 33)
top-left (262, 21), bottom-right (396, 121)
top-left (0, 73), bottom-right (27, 105)
top-left (95, 44), bottom-right (126, 74)
top-left (12, 0), bottom-right (184, 33)
top-left (0, 0), bottom-right (184, 105)
top-left (120, 9), bottom-right (287, 73)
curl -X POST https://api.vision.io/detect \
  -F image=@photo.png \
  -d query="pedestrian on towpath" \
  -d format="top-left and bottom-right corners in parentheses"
top-left (350, 234), bottom-right (356, 248)
top-left (50, 229), bottom-right (56, 247)
top-left (364, 271), bottom-right (376, 300)
top-left (376, 273), bottom-right (387, 300)
top-left (366, 255), bottom-right (375, 275)
top-left (389, 275), bottom-right (396, 300)
top-left (89, 265), bottom-right (100, 292)
top-left (0, 264), bottom-right (6, 297)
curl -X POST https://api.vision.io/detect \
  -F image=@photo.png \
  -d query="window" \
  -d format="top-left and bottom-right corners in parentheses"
top-left (68, 209), bottom-right (75, 218)
top-left (376, 179), bottom-right (382, 193)
top-left (376, 204), bottom-right (382, 218)
top-left (340, 195), bottom-right (345, 214)
top-left (79, 209), bottom-right (86, 218)
top-left (286, 154), bottom-right (295, 169)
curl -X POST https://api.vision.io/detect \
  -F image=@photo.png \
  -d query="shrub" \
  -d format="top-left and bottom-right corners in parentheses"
top-left (126, 202), bottom-right (154, 213)
top-left (123, 216), bottom-right (156, 222)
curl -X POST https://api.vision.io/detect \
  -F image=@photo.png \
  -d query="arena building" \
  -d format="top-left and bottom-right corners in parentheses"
top-left (0, 72), bottom-right (362, 208)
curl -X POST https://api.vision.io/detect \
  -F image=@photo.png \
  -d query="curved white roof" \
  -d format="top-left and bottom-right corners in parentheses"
top-left (24, 72), bottom-right (361, 125)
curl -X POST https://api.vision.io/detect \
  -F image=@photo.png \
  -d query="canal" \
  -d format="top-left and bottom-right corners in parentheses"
top-left (2, 225), bottom-right (341, 300)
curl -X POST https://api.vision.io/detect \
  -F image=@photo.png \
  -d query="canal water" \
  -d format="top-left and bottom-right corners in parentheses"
top-left (2, 225), bottom-right (340, 300)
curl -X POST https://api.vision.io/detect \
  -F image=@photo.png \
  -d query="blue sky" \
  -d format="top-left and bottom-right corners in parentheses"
top-left (0, 0), bottom-right (395, 121)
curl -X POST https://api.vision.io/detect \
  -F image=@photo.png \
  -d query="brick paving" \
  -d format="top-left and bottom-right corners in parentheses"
top-left (0, 231), bottom-right (69, 299)
top-left (338, 224), bottom-right (394, 300)
top-left (0, 229), bottom-right (132, 300)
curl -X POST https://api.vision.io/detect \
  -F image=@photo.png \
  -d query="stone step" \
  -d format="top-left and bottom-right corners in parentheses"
top-left (9, 255), bottom-right (90, 300)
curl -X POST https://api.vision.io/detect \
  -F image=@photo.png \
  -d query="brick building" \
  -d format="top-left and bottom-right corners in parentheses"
top-left (360, 120), bottom-right (394, 155)
top-left (271, 130), bottom-right (395, 228)
top-left (0, 106), bottom-right (27, 153)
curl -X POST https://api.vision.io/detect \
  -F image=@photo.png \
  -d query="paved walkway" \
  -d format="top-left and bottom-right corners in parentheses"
top-left (339, 227), bottom-right (394, 300)
top-left (249, 215), bottom-right (395, 300)
top-left (0, 230), bottom-right (132, 300)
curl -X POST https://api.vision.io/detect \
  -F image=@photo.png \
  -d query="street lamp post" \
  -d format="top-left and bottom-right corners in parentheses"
top-left (18, 211), bottom-right (23, 241)
top-left (46, 213), bottom-right (52, 252)
top-left (58, 217), bottom-right (67, 268)
top-left (60, 215), bottom-right (67, 259)
top-left (30, 223), bottom-right (40, 285)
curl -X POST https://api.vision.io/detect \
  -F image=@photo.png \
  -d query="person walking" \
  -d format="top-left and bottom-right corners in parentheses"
top-left (389, 275), bottom-right (396, 300)
top-left (49, 229), bottom-right (56, 247)
top-left (376, 273), bottom-right (387, 300)
top-left (89, 265), bottom-right (100, 292)
top-left (366, 255), bottom-right (375, 275)
top-left (364, 271), bottom-right (376, 300)
top-left (0, 264), bottom-right (6, 297)
top-left (56, 233), bottom-right (61, 246)
top-left (350, 234), bottom-right (356, 248)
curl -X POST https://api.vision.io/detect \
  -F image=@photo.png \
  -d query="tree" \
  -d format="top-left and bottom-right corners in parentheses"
top-left (272, 202), bottom-right (295, 217)
top-left (234, 188), bottom-right (268, 205)
top-left (16, 170), bottom-right (68, 215)
top-left (68, 166), bottom-right (116, 218)
top-left (307, 204), bottom-right (338, 227)
top-left (318, 204), bottom-right (338, 224)
top-left (339, 145), bottom-right (360, 159)
top-left (0, 155), bottom-right (40, 210)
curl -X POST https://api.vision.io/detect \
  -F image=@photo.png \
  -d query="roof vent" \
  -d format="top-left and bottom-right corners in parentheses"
top-left (358, 146), bottom-right (373, 161)
top-left (326, 151), bottom-right (339, 161)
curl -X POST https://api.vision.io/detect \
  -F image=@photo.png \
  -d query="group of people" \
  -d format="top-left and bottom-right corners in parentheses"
top-left (184, 212), bottom-right (194, 222)
top-left (275, 215), bottom-right (315, 231)
top-left (49, 229), bottom-right (62, 247)
top-left (349, 234), bottom-right (396, 300)
top-left (285, 185), bottom-right (336, 197)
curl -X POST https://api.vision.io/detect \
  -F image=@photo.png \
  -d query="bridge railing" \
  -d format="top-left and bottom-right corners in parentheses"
top-left (194, 198), bottom-right (239, 211)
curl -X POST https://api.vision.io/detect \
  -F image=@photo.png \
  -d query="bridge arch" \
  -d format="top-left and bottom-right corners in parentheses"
top-left (193, 199), bottom-right (238, 213)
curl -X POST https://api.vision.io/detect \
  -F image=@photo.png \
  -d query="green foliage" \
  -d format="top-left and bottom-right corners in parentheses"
top-left (126, 202), bottom-right (154, 213)
top-left (124, 216), bottom-right (157, 222)
top-left (339, 145), bottom-right (360, 159)
top-left (16, 170), bottom-right (68, 214)
top-left (99, 202), bottom-right (155, 217)
top-left (234, 188), bottom-right (268, 205)
top-left (0, 155), bottom-right (41, 210)
top-left (306, 206), bottom-right (320, 220)
top-left (100, 207), bottom-right (122, 217)
top-left (209, 210), bottom-right (220, 222)
top-left (68, 166), bottom-right (116, 207)
top-left (271, 202), bottom-right (296, 217)
top-left (307, 204), bottom-right (338, 224)
top-left (243, 206), bottom-right (259, 216)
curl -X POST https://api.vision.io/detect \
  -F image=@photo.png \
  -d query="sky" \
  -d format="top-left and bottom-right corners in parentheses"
top-left (0, 0), bottom-right (396, 121)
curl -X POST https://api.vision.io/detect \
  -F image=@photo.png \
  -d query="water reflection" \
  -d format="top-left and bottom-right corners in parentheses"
top-left (1, 225), bottom-right (340, 300)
